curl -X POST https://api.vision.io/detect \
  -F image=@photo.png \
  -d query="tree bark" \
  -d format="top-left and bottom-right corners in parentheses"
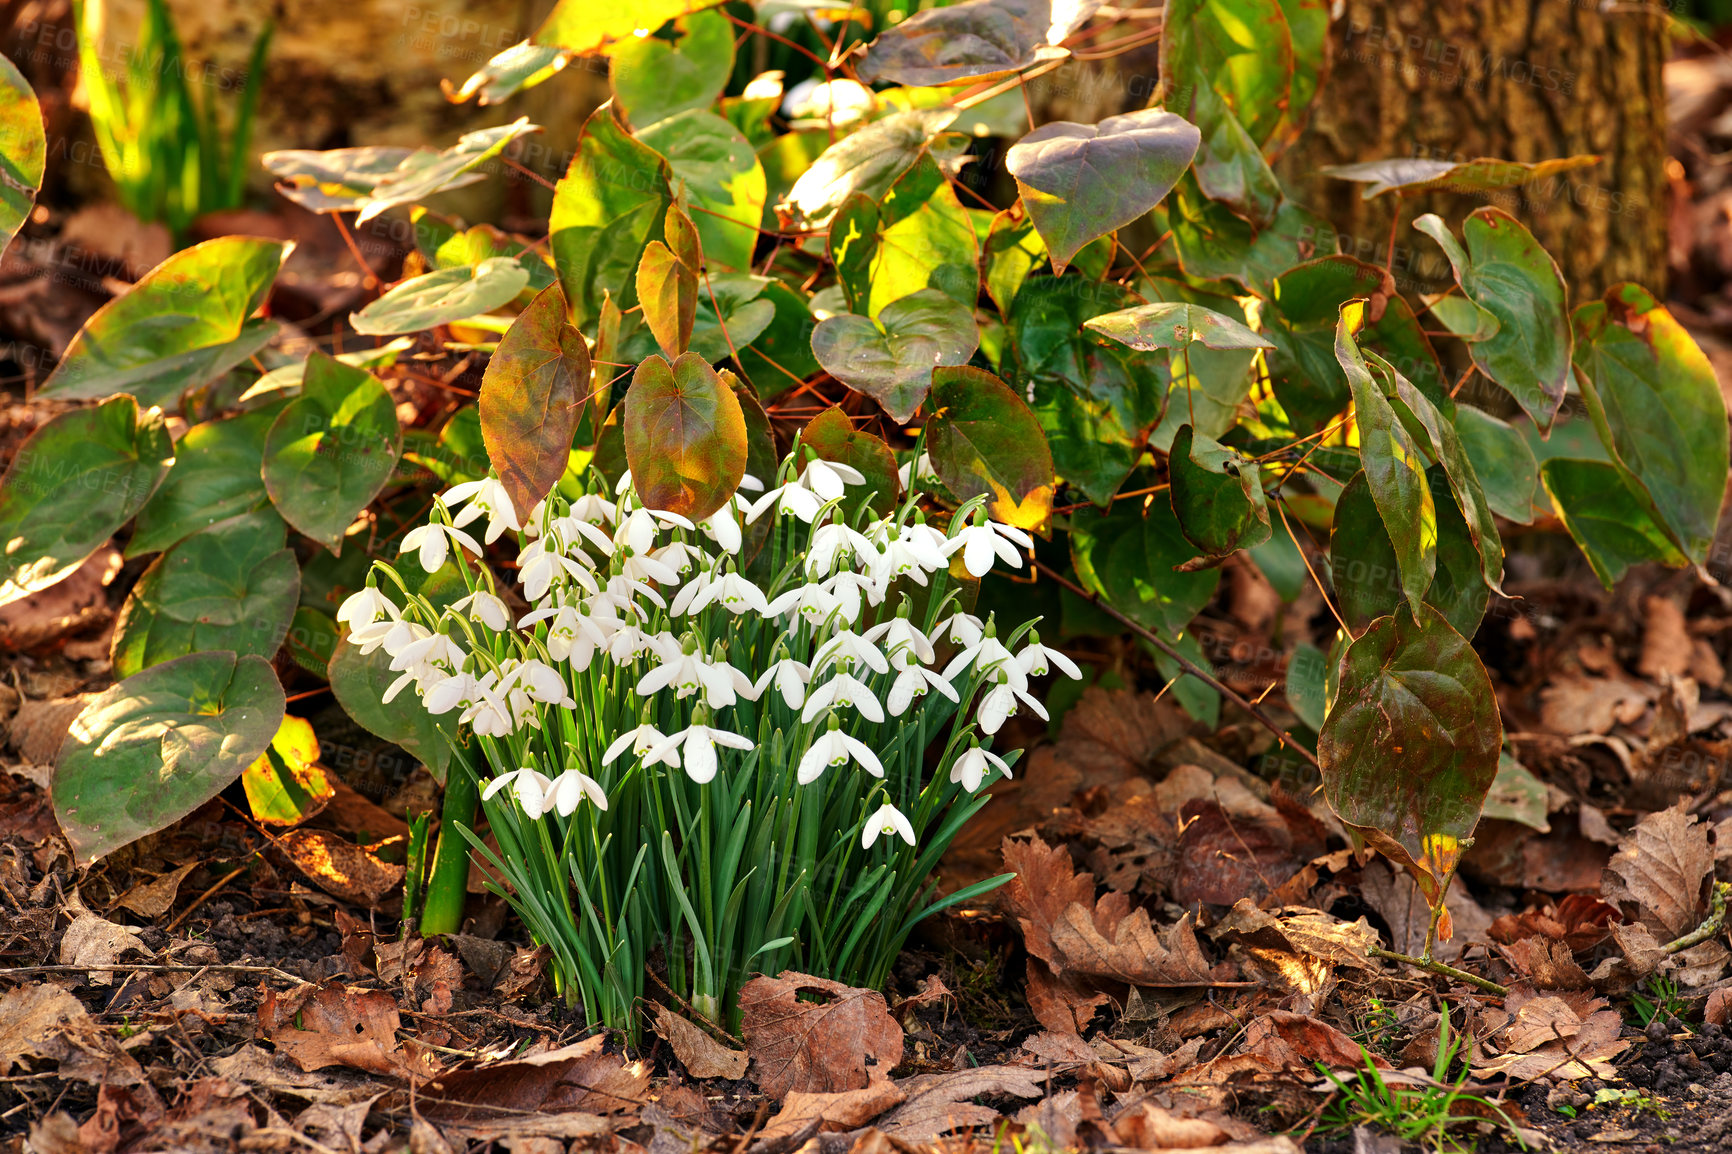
top-left (1276, 0), bottom-right (1671, 301)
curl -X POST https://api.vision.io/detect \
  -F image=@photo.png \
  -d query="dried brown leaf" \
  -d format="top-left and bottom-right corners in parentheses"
top-left (277, 828), bottom-right (406, 907)
top-left (1109, 1101), bottom-right (1228, 1149)
top-left (739, 971), bottom-right (903, 1100)
top-left (1639, 595), bottom-right (1693, 679)
top-left (1601, 802), bottom-right (1712, 940)
top-left (265, 981), bottom-right (442, 1081)
top-left (1025, 959), bottom-right (1111, 1036)
top-left (112, 861), bottom-right (199, 920)
top-left (652, 1003), bottom-right (749, 1081)
top-left (0, 983), bottom-right (94, 1074)
top-left (762, 1078), bottom-right (906, 1140)
top-left (878, 1066), bottom-right (1045, 1141)
top-left (58, 910), bottom-right (146, 987)
top-left (1471, 987), bottom-right (1628, 1082)
top-left (1047, 900), bottom-right (1216, 986)
top-left (1172, 798), bottom-right (1297, 907)
top-left (1000, 835), bottom-right (1098, 967)
top-left (420, 1034), bottom-right (648, 1119)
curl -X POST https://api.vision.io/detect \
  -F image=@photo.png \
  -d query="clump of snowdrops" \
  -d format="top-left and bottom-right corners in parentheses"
top-left (339, 445), bottom-right (1078, 1033)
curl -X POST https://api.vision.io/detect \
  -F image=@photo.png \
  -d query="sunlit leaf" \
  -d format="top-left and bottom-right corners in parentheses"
top-left (1320, 154), bottom-right (1600, 200)
top-left (481, 283), bottom-right (590, 522)
top-left (624, 352), bottom-right (747, 519)
top-left (855, 0), bottom-right (1098, 86)
top-left (0, 54), bottom-right (45, 255)
top-left (1084, 299), bottom-right (1273, 352)
top-left (637, 109), bottom-right (767, 274)
top-left (129, 402), bottom-right (282, 557)
top-left (1285, 640), bottom-right (1327, 731)
top-left (1168, 423), bottom-right (1270, 560)
top-left (926, 365), bottom-right (1054, 530)
top-left (241, 715), bottom-right (334, 827)
top-left (1540, 457), bottom-right (1686, 589)
top-left (1454, 406), bottom-right (1537, 525)
top-left (1006, 108), bottom-right (1199, 273)
top-left (810, 288), bottom-right (977, 423)
top-left (355, 119), bottom-right (538, 223)
top-left (1159, 0), bottom-right (1293, 149)
top-left (264, 145), bottom-right (429, 213)
top-left (984, 207), bottom-right (1046, 316)
top-left (1319, 602), bottom-right (1500, 905)
top-left (534, 0), bottom-right (703, 53)
top-left (54, 652), bottom-right (285, 865)
top-left (444, 41), bottom-right (571, 106)
top-left (0, 396), bottom-right (173, 607)
top-left (688, 274), bottom-right (778, 363)
top-left (780, 108), bottom-right (957, 230)
top-left (1165, 177), bottom-right (1337, 295)
top-left (39, 236), bottom-right (291, 408)
top-left (610, 9), bottom-right (734, 129)
top-left (637, 205), bottom-right (702, 359)
top-left (1070, 482), bottom-right (1221, 637)
top-left (350, 257), bottom-right (529, 335)
top-left (829, 152), bottom-right (977, 318)
top-left (1331, 468), bottom-right (1488, 639)
top-left (800, 407), bottom-right (901, 519)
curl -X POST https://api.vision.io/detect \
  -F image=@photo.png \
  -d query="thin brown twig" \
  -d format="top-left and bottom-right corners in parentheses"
top-left (164, 865), bottom-right (249, 933)
top-left (0, 962), bottom-right (307, 985)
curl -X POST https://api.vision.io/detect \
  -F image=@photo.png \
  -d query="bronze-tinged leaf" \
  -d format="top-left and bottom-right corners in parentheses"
top-left (1318, 602), bottom-right (1501, 906)
top-left (264, 982), bottom-right (442, 1081)
top-left (421, 1034), bottom-right (650, 1118)
top-left (635, 205), bottom-right (701, 360)
top-left (738, 971), bottom-right (903, 1101)
top-left (800, 407), bottom-right (901, 518)
top-left (926, 366), bottom-right (1054, 530)
top-left (480, 283), bottom-right (589, 522)
top-left (651, 1005), bottom-right (748, 1081)
top-left (623, 352), bottom-right (747, 520)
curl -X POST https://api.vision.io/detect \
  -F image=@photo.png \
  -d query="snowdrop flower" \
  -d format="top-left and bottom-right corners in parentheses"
top-left (699, 506), bottom-right (744, 555)
top-left (546, 769), bottom-right (608, 816)
top-left (337, 587), bottom-right (399, 633)
top-left (861, 801), bottom-right (915, 849)
top-left (942, 623), bottom-right (1021, 686)
top-left (897, 452), bottom-right (936, 490)
top-left (523, 603), bottom-right (611, 668)
top-left (388, 632), bottom-right (464, 681)
top-left (746, 480), bottom-right (826, 524)
top-left (569, 493), bottom-right (617, 526)
top-left (801, 671), bottom-right (884, 724)
top-left (424, 671), bottom-right (478, 714)
top-left (887, 666), bottom-right (958, 715)
top-left (483, 767), bottom-right (553, 818)
top-left (452, 590), bottom-right (509, 631)
top-left (944, 515), bottom-right (1033, 578)
top-left (949, 743), bottom-right (1012, 793)
top-left (806, 519), bottom-right (871, 578)
top-left (1016, 631), bottom-right (1082, 680)
top-left (518, 537), bottom-right (597, 602)
top-left (753, 656), bottom-right (813, 710)
top-left (800, 456), bottom-right (865, 501)
top-left (937, 611), bottom-right (985, 649)
top-left (644, 721), bottom-right (754, 784)
top-left (682, 567), bottom-right (770, 616)
top-left (765, 579), bottom-right (843, 626)
top-left (637, 638), bottom-right (741, 708)
top-left (977, 671), bottom-right (1049, 735)
top-left (669, 568), bottom-right (715, 617)
top-left (603, 723), bottom-right (668, 765)
top-left (865, 522), bottom-right (947, 584)
top-left (401, 522), bottom-right (482, 573)
top-left (651, 540), bottom-right (701, 580)
top-left (813, 629), bottom-right (889, 676)
top-left (798, 719), bottom-right (883, 784)
top-left (501, 658), bottom-right (572, 707)
top-left (442, 477), bottom-right (521, 543)
top-left (379, 619), bottom-right (429, 660)
top-left (823, 570), bottom-right (882, 623)
top-left (863, 608), bottom-right (936, 669)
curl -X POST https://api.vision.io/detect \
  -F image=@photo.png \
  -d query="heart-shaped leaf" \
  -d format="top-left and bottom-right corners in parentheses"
top-left (810, 289), bottom-right (977, 423)
top-left (781, 108), bottom-right (957, 230)
top-left (263, 145), bottom-right (430, 213)
top-left (637, 109), bottom-right (767, 274)
top-left (262, 353), bottom-right (402, 553)
top-left (1572, 283), bottom-right (1729, 565)
top-left (1007, 277), bottom-right (1166, 507)
top-left (1070, 478), bottom-right (1221, 637)
top-left (481, 283), bottom-right (590, 523)
top-left (39, 236), bottom-right (291, 408)
top-left (800, 407), bottom-right (902, 519)
top-left (1331, 469), bottom-right (1488, 639)
top-left (855, 0), bottom-right (1099, 86)
top-left (0, 54), bottom-right (45, 255)
top-left (829, 153), bottom-right (978, 318)
top-left (129, 403), bottom-right (283, 557)
top-left (1160, 0), bottom-right (1293, 149)
top-left (534, 0), bottom-right (695, 52)
top-left (1085, 299), bottom-right (1274, 352)
top-left (1320, 154), bottom-right (1600, 200)
top-left (552, 102), bottom-right (673, 330)
top-left (445, 41), bottom-right (570, 107)
top-left (355, 119), bottom-right (538, 223)
top-left (1454, 407), bottom-right (1538, 525)
top-left (350, 257), bottom-right (529, 335)
top-left (240, 715), bottom-right (333, 827)
top-left (1166, 179), bottom-right (1337, 296)
top-left (610, 8), bottom-right (733, 129)
top-left (624, 352), bottom-right (747, 520)
top-left (1319, 602), bottom-right (1501, 905)
top-left (111, 511), bottom-right (299, 679)
top-left (1415, 209), bottom-right (1570, 432)
top-left (637, 205), bottom-right (701, 359)
top-left (1006, 109), bottom-right (1199, 273)
top-left (1185, 85), bottom-right (1283, 228)
top-left (0, 395), bottom-right (173, 606)
top-left (926, 366), bottom-right (1054, 530)
top-left (1168, 424), bottom-right (1270, 560)
top-left (1541, 458), bottom-right (1687, 589)
top-left (53, 652), bottom-right (285, 865)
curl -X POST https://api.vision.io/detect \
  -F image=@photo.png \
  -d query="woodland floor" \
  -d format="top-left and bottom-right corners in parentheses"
top-left (3, 30), bottom-right (1732, 1154)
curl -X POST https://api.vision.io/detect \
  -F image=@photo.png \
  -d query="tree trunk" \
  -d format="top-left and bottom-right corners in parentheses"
top-left (1276, 0), bottom-right (1671, 301)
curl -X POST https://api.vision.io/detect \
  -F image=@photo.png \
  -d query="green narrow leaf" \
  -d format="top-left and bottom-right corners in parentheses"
top-left (1168, 424), bottom-right (1270, 560)
top-left (926, 365), bottom-right (1054, 531)
top-left (261, 352), bottom-right (402, 553)
top-left (480, 283), bottom-right (590, 522)
top-left (810, 288), bottom-right (977, 423)
top-left (0, 395), bottom-right (173, 606)
top-left (1319, 602), bottom-right (1501, 904)
top-left (53, 652), bottom-right (285, 865)
top-left (623, 352), bottom-right (747, 520)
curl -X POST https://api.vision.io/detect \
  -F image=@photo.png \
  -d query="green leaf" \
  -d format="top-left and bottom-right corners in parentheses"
top-left (1454, 406), bottom-right (1538, 525)
top-left (1159, 0), bottom-right (1293, 149)
top-left (1320, 154), bottom-right (1600, 200)
top-left (1414, 209), bottom-right (1571, 432)
top-left (1165, 177), bottom-right (1338, 295)
top-left (1334, 467), bottom-right (1490, 639)
top-left (354, 119), bottom-right (538, 223)
top-left (0, 54), bottom-right (45, 255)
top-left (241, 716), bottom-right (332, 827)
top-left (1007, 277), bottom-right (1165, 506)
top-left (1268, 0), bottom-right (1328, 151)
top-left (810, 289), bottom-right (977, 423)
top-left (0, 395), bottom-right (173, 606)
top-left (637, 205), bottom-right (701, 359)
top-left (624, 352), bottom-right (747, 520)
top-left (1249, 512), bottom-right (1308, 602)
top-left (1070, 484), bottom-right (1221, 637)
top-left (984, 207), bottom-right (1046, 316)
top-left (1084, 299), bottom-right (1273, 352)
top-left (551, 101), bottom-right (673, 331)
top-left (53, 652), bottom-right (285, 866)
top-left (829, 152), bottom-right (977, 318)
top-left (1319, 602), bottom-right (1501, 903)
top-left (1006, 108), bottom-right (1199, 273)
top-left (780, 108), bottom-right (958, 230)
top-left (1168, 424), bottom-right (1270, 560)
top-left (328, 638), bottom-right (452, 783)
top-left (1336, 308), bottom-right (1435, 614)
top-left (481, 283), bottom-right (590, 522)
top-left (1263, 255), bottom-right (1451, 432)
top-left (129, 403), bottom-right (282, 557)
top-left (1285, 641), bottom-right (1327, 732)
top-left (39, 236), bottom-right (290, 407)
top-left (262, 352), bottom-right (403, 553)
top-left (734, 280), bottom-right (819, 399)
top-left (263, 145), bottom-right (433, 214)
top-left (800, 407), bottom-right (902, 519)
top-left (926, 366), bottom-right (1054, 531)
top-left (689, 273), bottom-right (777, 363)
top-left (1484, 753), bottom-right (1550, 833)
top-left (1540, 457), bottom-right (1686, 589)
top-left (636, 109), bottom-right (767, 274)
top-left (350, 257), bottom-right (529, 336)
top-left (533, 0), bottom-right (698, 52)
top-left (1572, 283), bottom-right (1729, 565)
top-left (610, 8), bottom-right (733, 129)
top-left (111, 511), bottom-right (298, 680)
top-left (286, 606), bottom-right (339, 675)
top-left (445, 41), bottom-right (571, 106)
top-left (1134, 277), bottom-right (1260, 453)
top-left (1185, 85), bottom-right (1283, 228)
top-left (855, 0), bottom-right (1095, 86)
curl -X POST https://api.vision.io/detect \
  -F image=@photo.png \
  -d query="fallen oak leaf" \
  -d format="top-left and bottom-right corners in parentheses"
top-left (1046, 899), bottom-right (1219, 987)
top-left (264, 981), bottom-right (442, 1081)
top-left (1601, 801), bottom-right (1712, 941)
top-left (1470, 987), bottom-right (1628, 1082)
top-left (1175, 1011), bottom-right (1374, 1084)
top-left (739, 971), bottom-right (903, 1100)
top-left (652, 1003), bottom-right (748, 1081)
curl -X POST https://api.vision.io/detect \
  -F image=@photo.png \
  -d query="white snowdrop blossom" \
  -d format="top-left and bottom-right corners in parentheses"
top-left (1016, 632), bottom-right (1082, 680)
top-left (483, 768), bottom-right (554, 818)
top-left (452, 590), bottom-right (510, 631)
top-left (546, 769), bottom-right (608, 815)
top-left (888, 665), bottom-right (958, 716)
top-left (798, 722), bottom-right (884, 784)
top-left (753, 657), bottom-right (813, 710)
top-left (443, 477), bottom-right (522, 543)
top-left (977, 672), bottom-right (1050, 735)
top-left (944, 514), bottom-right (1034, 578)
top-left (402, 521), bottom-right (482, 573)
top-left (801, 671), bottom-right (885, 724)
top-left (949, 743), bottom-right (1012, 793)
top-left (861, 802), bottom-right (915, 849)
top-left (644, 723), bottom-right (755, 784)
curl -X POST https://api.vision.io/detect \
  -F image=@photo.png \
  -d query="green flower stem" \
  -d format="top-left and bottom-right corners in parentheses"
top-left (1367, 945), bottom-right (1509, 997)
top-left (420, 759), bottom-right (477, 936)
